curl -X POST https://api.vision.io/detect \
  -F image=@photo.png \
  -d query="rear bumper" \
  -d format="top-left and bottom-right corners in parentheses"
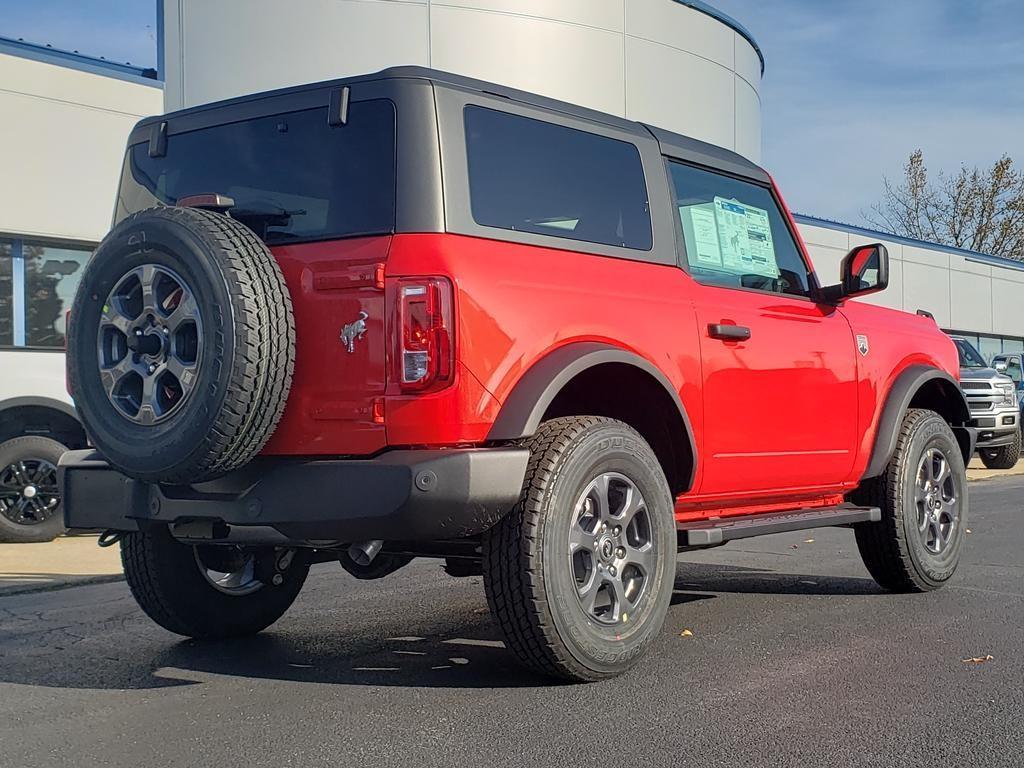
top-left (59, 447), bottom-right (529, 542)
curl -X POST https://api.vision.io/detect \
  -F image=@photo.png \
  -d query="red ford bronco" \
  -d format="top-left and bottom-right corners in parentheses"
top-left (62, 68), bottom-right (973, 682)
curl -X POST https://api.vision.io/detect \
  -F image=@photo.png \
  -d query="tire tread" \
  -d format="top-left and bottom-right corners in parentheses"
top-left (853, 408), bottom-right (961, 592)
top-left (70, 206), bottom-right (295, 483)
top-left (482, 416), bottom-right (667, 682)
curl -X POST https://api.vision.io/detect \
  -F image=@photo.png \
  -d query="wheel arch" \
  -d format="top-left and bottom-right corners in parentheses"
top-left (863, 365), bottom-right (972, 479)
top-left (486, 342), bottom-right (696, 494)
top-left (0, 397), bottom-right (86, 448)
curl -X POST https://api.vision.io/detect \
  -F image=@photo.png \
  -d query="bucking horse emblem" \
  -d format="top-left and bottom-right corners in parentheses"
top-left (340, 311), bottom-right (369, 353)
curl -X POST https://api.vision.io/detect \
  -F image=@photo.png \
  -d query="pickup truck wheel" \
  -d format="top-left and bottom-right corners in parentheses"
top-left (0, 436), bottom-right (67, 543)
top-left (121, 526), bottom-right (308, 638)
top-left (852, 409), bottom-right (967, 592)
top-left (67, 206), bottom-right (295, 484)
top-left (482, 416), bottom-right (676, 682)
top-left (979, 429), bottom-right (1021, 469)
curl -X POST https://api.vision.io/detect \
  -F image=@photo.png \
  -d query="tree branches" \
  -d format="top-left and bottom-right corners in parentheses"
top-left (865, 150), bottom-right (1024, 261)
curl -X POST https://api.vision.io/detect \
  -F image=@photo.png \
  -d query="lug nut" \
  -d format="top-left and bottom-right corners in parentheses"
top-left (608, 566), bottom-right (617, 577)
top-left (134, 329), bottom-right (143, 336)
top-left (613, 526), bottom-right (621, 535)
top-left (148, 364), bottom-right (156, 374)
top-left (616, 547), bottom-right (626, 558)
top-left (162, 326), bottom-right (170, 335)
top-left (271, 573), bottom-right (284, 586)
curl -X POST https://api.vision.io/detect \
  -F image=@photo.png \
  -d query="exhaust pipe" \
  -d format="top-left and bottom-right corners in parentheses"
top-left (347, 539), bottom-right (384, 566)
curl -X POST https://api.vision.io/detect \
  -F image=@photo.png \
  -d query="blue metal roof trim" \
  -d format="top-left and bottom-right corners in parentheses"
top-left (0, 35), bottom-right (163, 87)
top-left (794, 213), bottom-right (1024, 274)
top-left (673, 1), bottom-right (765, 75)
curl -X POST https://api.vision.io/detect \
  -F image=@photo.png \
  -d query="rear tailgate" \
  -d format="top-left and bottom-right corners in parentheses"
top-left (263, 236), bottom-right (391, 455)
top-left (111, 93), bottom-right (399, 456)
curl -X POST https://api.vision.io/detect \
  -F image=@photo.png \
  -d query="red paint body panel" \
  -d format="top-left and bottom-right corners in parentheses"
top-left (384, 233), bottom-right (704, 449)
top-left (690, 286), bottom-right (858, 496)
top-left (263, 236), bottom-right (391, 456)
top-left (260, 179), bottom-right (959, 525)
top-left (840, 300), bottom-right (959, 481)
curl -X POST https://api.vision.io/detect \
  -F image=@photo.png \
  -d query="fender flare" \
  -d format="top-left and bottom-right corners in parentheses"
top-left (486, 342), bottom-right (697, 488)
top-left (0, 396), bottom-right (79, 422)
top-left (863, 364), bottom-right (971, 479)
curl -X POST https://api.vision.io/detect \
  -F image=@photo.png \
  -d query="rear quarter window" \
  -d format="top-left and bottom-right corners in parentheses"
top-left (464, 106), bottom-right (652, 251)
top-left (116, 100), bottom-right (396, 245)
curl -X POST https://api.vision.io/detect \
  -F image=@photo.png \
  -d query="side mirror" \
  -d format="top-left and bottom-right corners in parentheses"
top-left (995, 361), bottom-right (1009, 373)
top-left (821, 243), bottom-right (889, 303)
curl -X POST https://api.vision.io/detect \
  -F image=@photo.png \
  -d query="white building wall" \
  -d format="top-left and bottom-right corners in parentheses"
top-left (798, 217), bottom-right (1024, 339)
top-left (0, 53), bottom-right (164, 243)
top-left (161, 0), bottom-right (763, 161)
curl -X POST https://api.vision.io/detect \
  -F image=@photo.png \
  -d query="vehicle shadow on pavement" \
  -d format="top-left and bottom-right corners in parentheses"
top-left (0, 562), bottom-right (882, 692)
top-left (674, 562), bottom-right (883, 596)
top-left (0, 589), bottom-right (554, 691)
top-left (151, 630), bottom-right (554, 690)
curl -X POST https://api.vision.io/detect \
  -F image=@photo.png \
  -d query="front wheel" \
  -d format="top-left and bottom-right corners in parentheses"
top-left (121, 526), bottom-right (308, 638)
top-left (852, 409), bottom-right (967, 592)
top-left (979, 428), bottom-right (1021, 469)
top-left (482, 417), bottom-right (677, 682)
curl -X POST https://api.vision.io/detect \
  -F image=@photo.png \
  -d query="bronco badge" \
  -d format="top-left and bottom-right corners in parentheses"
top-left (340, 311), bottom-right (369, 353)
top-left (857, 334), bottom-right (870, 356)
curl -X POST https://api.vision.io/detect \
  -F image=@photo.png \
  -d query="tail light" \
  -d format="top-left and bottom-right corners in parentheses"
top-left (396, 277), bottom-right (454, 392)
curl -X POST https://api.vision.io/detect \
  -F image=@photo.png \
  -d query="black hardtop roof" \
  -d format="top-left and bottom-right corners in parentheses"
top-left (137, 65), bottom-right (769, 184)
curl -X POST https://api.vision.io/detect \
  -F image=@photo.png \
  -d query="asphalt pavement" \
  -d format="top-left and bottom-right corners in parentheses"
top-left (2, 477), bottom-right (1022, 768)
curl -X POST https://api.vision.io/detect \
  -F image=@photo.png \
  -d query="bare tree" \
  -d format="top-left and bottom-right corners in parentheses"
top-left (866, 149), bottom-right (1024, 261)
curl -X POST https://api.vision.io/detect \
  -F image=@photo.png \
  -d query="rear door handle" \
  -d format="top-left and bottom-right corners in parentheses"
top-left (708, 323), bottom-right (751, 341)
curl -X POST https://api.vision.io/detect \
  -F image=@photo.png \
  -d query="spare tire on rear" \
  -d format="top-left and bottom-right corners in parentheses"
top-left (67, 206), bottom-right (295, 484)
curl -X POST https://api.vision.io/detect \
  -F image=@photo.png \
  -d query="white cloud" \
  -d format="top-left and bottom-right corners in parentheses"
top-left (712, 0), bottom-right (1024, 224)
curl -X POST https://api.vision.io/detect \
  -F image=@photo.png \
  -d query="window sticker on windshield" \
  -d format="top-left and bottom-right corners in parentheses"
top-left (713, 197), bottom-right (779, 278)
top-left (686, 204), bottom-right (723, 266)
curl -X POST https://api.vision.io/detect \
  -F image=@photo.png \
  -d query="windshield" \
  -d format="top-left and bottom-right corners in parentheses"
top-left (115, 100), bottom-right (396, 245)
top-left (953, 338), bottom-right (987, 369)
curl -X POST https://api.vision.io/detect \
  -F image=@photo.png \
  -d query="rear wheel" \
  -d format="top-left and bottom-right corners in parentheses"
top-left (0, 436), bottom-right (67, 543)
top-left (482, 417), bottom-right (676, 682)
top-left (853, 409), bottom-right (967, 592)
top-left (979, 428), bottom-right (1021, 469)
top-left (121, 525), bottom-right (308, 638)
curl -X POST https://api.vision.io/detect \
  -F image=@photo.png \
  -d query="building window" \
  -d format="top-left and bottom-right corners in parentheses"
top-left (978, 335), bottom-right (1003, 365)
top-left (1001, 338), bottom-right (1024, 355)
top-left (945, 330), bottom-right (1024, 366)
top-left (25, 243), bottom-right (91, 347)
top-left (0, 240), bottom-right (12, 346)
top-left (0, 236), bottom-right (94, 349)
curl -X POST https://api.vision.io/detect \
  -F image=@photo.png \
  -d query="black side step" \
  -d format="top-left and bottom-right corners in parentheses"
top-left (678, 504), bottom-right (881, 546)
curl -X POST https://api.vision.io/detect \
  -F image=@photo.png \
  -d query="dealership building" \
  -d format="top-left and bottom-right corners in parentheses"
top-left (2, 0), bottom-right (1024, 364)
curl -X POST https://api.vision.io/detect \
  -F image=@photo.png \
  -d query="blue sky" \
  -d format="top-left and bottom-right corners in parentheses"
top-left (0, 0), bottom-right (155, 68)
top-left (713, 0), bottom-right (1024, 223)
top-left (1, 1), bottom-right (1022, 225)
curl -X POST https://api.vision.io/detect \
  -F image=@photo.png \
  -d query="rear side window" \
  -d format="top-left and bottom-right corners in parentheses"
top-left (464, 106), bottom-right (652, 250)
top-left (668, 160), bottom-right (812, 298)
top-left (116, 100), bottom-right (396, 245)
